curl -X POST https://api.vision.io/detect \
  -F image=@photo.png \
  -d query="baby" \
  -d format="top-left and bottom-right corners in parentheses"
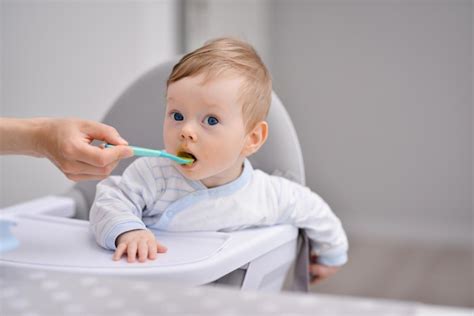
top-left (90, 38), bottom-right (348, 284)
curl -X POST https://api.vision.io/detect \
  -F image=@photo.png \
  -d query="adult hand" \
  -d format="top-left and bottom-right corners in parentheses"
top-left (37, 118), bottom-right (134, 181)
top-left (0, 117), bottom-right (134, 181)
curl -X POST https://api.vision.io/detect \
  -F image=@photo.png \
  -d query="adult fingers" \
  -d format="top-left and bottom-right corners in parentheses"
top-left (74, 143), bottom-right (133, 168)
top-left (61, 159), bottom-right (119, 178)
top-left (82, 121), bottom-right (129, 146)
top-left (65, 173), bottom-right (106, 182)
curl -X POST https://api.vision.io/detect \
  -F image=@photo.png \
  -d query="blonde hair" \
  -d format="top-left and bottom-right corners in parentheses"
top-left (167, 37), bottom-right (272, 132)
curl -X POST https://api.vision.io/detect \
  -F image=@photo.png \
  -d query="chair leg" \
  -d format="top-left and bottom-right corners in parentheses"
top-left (240, 238), bottom-right (297, 292)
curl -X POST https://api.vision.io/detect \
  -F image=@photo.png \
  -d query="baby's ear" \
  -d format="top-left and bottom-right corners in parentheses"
top-left (242, 121), bottom-right (268, 157)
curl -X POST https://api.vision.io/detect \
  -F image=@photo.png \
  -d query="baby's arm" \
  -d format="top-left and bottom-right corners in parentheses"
top-left (114, 229), bottom-right (167, 263)
top-left (90, 158), bottom-right (162, 251)
top-left (272, 176), bottom-right (348, 282)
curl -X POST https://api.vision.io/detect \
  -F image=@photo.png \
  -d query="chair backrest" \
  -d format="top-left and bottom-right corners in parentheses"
top-left (69, 57), bottom-right (305, 219)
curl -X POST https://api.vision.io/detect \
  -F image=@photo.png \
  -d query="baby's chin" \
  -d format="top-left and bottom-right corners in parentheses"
top-left (175, 159), bottom-right (244, 187)
top-left (175, 163), bottom-right (207, 180)
top-left (176, 166), bottom-right (228, 187)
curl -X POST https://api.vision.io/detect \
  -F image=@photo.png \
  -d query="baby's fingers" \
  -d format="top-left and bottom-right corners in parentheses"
top-left (113, 243), bottom-right (127, 261)
top-left (127, 242), bottom-right (138, 263)
top-left (138, 240), bottom-right (149, 262)
top-left (309, 264), bottom-right (339, 285)
top-left (147, 241), bottom-right (157, 260)
top-left (310, 264), bottom-right (325, 278)
top-left (156, 242), bottom-right (167, 253)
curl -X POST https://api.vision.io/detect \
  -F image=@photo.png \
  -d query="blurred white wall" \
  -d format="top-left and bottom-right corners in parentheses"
top-left (269, 0), bottom-right (472, 246)
top-left (184, 0), bottom-right (472, 246)
top-left (184, 0), bottom-right (271, 68)
top-left (0, 0), bottom-right (180, 207)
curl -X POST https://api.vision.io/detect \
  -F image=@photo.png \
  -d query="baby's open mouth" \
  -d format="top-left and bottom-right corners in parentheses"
top-left (177, 151), bottom-right (197, 164)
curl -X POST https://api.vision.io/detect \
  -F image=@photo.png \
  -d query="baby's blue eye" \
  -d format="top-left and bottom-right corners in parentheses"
top-left (206, 116), bottom-right (219, 126)
top-left (172, 112), bottom-right (184, 121)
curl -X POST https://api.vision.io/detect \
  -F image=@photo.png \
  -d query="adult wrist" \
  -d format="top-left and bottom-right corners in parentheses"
top-left (30, 117), bottom-right (53, 158)
top-left (0, 117), bottom-right (47, 156)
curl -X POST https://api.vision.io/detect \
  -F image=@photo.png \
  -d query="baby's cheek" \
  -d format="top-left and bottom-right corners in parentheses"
top-left (202, 146), bottom-right (220, 161)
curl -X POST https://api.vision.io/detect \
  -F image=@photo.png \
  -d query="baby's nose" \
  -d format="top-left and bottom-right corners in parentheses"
top-left (180, 126), bottom-right (197, 142)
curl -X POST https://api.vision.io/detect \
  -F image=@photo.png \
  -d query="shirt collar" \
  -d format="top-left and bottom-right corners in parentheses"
top-left (187, 159), bottom-right (253, 196)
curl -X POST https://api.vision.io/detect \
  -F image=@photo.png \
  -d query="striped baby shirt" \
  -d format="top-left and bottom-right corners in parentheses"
top-left (89, 157), bottom-right (348, 266)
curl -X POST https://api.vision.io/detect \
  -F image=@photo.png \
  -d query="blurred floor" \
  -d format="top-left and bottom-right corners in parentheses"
top-left (310, 235), bottom-right (474, 308)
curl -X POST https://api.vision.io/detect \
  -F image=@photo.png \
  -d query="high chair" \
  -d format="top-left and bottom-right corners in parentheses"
top-left (0, 57), bottom-right (306, 292)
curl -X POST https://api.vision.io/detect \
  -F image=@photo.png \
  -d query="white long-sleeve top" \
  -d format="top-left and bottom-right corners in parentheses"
top-left (90, 158), bottom-right (348, 266)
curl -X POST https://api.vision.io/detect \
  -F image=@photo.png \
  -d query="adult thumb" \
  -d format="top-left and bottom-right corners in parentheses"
top-left (84, 121), bottom-right (129, 146)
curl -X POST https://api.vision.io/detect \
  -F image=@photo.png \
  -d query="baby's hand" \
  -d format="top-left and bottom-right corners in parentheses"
top-left (309, 254), bottom-right (340, 285)
top-left (114, 229), bottom-right (167, 263)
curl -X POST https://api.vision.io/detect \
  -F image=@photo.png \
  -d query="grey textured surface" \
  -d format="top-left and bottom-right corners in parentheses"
top-left (0, 266), bottom-right (421, 316)
top-left (310, 234), bottom-right (474, 308)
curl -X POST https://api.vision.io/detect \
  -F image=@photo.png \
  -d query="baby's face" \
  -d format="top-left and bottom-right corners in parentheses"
top-left (164, 74), bottom-right (249, 187)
